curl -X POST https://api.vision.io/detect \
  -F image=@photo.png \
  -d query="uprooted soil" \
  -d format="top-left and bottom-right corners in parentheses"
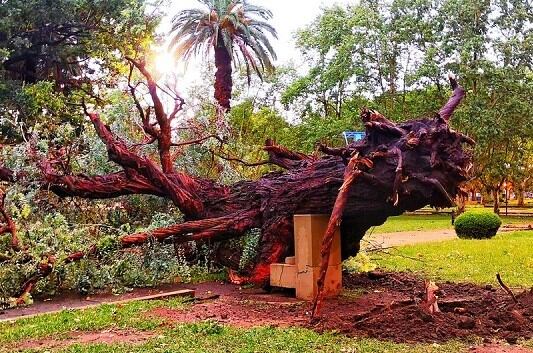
top-left (334, 272), bottom-right (533, 343)
top-left (149, 272), bottom-right (533, 344)
top-left (11, 329), bottom-right (154, 351)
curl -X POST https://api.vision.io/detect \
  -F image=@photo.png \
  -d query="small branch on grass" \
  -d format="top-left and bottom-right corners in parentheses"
top-left (496, 273), bottom-right (518, 304)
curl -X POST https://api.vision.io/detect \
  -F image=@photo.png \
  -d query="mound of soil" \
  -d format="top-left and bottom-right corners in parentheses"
top-left (321, 272), bottom-right (533, 343)
top-left (149, 272), bottom-right (533, 344)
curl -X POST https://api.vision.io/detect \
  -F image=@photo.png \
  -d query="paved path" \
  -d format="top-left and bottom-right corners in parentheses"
top-left (364, 229), bottom-right (457, 248)
top-left (364, 223), bottom-right (532, 248)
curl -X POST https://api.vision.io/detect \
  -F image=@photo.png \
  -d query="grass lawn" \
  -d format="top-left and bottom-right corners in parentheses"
top-left (372, 230), bottom-right (533, 287)
top-left (0, 299), bottom-right (468, 353)
top-left (371, 213), bottom-right (531, 234)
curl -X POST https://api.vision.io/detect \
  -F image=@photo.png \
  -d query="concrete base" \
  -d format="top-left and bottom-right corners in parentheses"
top-left (270, 214), bottom-right (342, 300)
top-left (270, 263), bottom-right (297, 288)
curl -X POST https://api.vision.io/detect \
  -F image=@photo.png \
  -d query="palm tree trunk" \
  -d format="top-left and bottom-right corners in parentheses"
top-left (214, 44), bottom-right (232, 111)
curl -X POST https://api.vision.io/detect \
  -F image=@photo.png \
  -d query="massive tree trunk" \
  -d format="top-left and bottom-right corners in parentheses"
top-left (1, 70), bottom-right (473, 302)
top-left (214, 41), bottom-right (233, 111)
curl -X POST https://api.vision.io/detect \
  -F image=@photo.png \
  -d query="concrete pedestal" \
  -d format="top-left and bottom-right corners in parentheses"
top-left (270, 214), bottom-right (342, 300)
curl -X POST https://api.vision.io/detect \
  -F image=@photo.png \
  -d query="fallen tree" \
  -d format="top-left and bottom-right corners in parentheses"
top-left (0, 59), bottom-right (472, 302)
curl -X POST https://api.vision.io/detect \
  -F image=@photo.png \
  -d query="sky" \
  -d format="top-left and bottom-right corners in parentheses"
top-left (159, 0), bottom-right (354, 80)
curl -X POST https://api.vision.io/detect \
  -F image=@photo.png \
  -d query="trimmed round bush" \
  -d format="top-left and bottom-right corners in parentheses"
top-left (454, 211), bottom-right (502, 239)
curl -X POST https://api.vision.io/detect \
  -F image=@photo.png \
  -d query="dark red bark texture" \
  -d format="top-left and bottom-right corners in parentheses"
top-left (214, 40), bottom-right (233, 112)
top-left (0, 65), bottom-right (472, 304)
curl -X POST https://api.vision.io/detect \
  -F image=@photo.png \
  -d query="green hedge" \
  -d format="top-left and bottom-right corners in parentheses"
top-left (454, 211), bottom-right (502, 239)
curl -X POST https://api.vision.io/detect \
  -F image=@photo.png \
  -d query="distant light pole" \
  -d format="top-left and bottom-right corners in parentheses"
top-left (503, 181), bottom-right (509, 216)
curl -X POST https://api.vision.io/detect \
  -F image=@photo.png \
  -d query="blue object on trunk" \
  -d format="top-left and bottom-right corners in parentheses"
top-left (343, 131), bottom-right (365, 145)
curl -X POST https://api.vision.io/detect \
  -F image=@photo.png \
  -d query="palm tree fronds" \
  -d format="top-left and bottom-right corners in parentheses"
top-left (170, 0), bottom-right (277, 93)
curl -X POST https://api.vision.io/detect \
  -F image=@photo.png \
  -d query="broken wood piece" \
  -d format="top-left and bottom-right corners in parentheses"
top-left (496, 273), bottom-right (518, 304)
top-left (424, 280), bottom-right (441, 314)
top-left (111, 289), bottom-right (195, 304)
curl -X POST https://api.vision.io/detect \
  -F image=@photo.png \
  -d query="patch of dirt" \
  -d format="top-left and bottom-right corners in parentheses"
top-left (151, 283), bottom-right (307, 329)
top-left (324, 273), bottom-right (533, 343)
top-left (148, 272), bottom-right (533, 344)
top-left (471, 344), bottom-right (533, 353)
top-left (12, 329), bottom-right (154, 351)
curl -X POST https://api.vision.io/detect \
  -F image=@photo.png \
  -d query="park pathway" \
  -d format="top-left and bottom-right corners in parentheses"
top-left (364, 223), bottom-right (532, 248)
top-left (364, 229), bottom-right (457, 248)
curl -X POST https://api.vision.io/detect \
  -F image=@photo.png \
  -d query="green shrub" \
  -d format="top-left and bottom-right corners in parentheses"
top-left (454, 211), bottom-right (502, 239)
top-left (343, 252), bottom-right (377, 273)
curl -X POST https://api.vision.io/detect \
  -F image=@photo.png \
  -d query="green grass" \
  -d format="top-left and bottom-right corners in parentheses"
top-left (371, 213), bottom-right (531, 234)
top-left (371, 214), bottom-right (454, 233)
top-left (0, 297), bottom-right (187, 345)
top-left (0, 301), bottom-right (468, 353)
top-left (372, 230), bottom-right (533, 287)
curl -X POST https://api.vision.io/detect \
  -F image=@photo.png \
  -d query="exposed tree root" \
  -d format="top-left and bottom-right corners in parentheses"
top-left (311, 76), bottom-right (467, 317)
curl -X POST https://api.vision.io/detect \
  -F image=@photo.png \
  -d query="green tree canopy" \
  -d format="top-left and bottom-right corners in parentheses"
top-left (0, 0), bottom-right (160, 143)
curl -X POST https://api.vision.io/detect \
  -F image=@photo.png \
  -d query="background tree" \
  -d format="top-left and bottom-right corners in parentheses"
top-left (0, 0), bottom-right (187, 302)
top-left (171, 0), bottom-right (277, 111)
top-left (283, 0), bottom-right (533, 212)
top-left (0, 0), bottom-right (160, 144)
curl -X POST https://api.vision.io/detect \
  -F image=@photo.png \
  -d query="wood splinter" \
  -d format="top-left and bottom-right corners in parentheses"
top-left (496, 273), bottom-right (518, 304)
top-left (424, 280), bottom-right (441, 314)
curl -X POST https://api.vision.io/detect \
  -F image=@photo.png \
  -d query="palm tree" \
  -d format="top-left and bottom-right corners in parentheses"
top-left (171, 0), bottom-right (277, 111)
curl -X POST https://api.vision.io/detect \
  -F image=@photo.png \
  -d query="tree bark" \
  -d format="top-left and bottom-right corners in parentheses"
top-left (456, 194), bottom-right (466, 215)
top-left (517, 189), bottom-right (525, 207)
top-left (516, 179), bottom-right (528, 207)
top-left (492, 188), bottom-right (500, 214)
top-left (214, 41), bottom-right (233, 111)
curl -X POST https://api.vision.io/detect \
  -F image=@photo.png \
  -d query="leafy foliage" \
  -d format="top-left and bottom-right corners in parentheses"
top-left (0, 194), bottom-right (213, 304)
top-left (284, 0), bottom-right (532, 201)
top-left (238, 228), bottom-right (261, 272)
top-left (0, 0), bottom-right (160, 143)
top-left (454, 211), bottom-right (502, 239)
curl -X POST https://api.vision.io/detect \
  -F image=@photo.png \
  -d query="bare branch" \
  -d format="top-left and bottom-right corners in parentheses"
top-left (212, 150), bottom-right (270, 167)
top-left (439, 75), bottom-right (466, 122)
top-left (171, 134), bottom-right (223, 148)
